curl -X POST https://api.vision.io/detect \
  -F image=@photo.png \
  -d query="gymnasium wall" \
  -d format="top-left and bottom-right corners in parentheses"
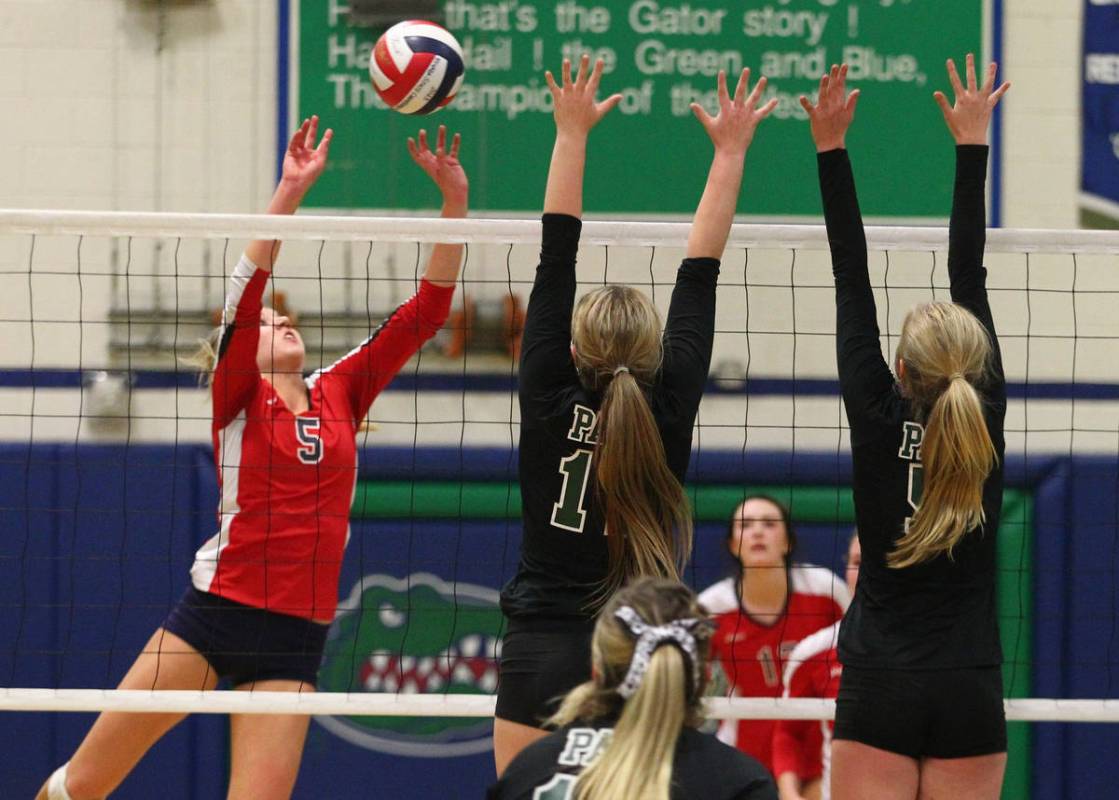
top-left (0, 1), bottom-right (1105, 457)
top-left (0, 0), bottom-right (1082, 223)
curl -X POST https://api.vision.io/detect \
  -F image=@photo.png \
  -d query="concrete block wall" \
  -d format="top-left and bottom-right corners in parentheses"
top-left (0, 0), bottom-right (277, 212)
top-left (1000, 0), bottom-right (1082, 228)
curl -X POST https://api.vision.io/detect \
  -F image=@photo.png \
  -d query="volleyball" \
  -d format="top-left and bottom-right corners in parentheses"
top-left (369, 20), bottom-right (465, 115)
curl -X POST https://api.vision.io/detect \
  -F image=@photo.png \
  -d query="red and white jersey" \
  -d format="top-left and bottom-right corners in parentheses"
top-left (772, 621), bottom-right (842, 799)
top-left (698, 565), bottom-right (849, 777)
top-left (190, 255), bottom-right (454, 621)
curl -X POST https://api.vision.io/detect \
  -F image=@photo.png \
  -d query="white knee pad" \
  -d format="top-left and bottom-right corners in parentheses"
top-left (47, 762), bottom-right (74, 800)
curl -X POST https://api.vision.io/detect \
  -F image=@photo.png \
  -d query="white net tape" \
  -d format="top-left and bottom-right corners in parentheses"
top-left (2, 209), bottom-right (1117, 252)
top-left (2, 690), bottom-right (1119, 722)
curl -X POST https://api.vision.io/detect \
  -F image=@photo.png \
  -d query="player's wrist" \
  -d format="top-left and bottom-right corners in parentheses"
top-left (441, 199), bottom-right (468, 218)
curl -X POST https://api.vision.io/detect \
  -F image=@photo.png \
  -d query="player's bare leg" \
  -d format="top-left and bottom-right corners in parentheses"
top-left (226, 679), bottom-right (315, 800)
top-left (36, 628), bottom-right (218, 800)
top-left (494, 718), bottom-right (549, 777)
top-left (917, 753), bottom-right (1006, 800)
top-left (831, 740), bottom-right (919, 800)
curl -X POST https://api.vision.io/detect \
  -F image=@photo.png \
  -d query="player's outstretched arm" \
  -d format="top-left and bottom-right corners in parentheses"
top-left (687, 68), bottom-right (777, 260)
top-left (803, 65), bottom-right (893, 423)
top-left (246, 115), bottom-right (332, 271)
top-left (408, 124), bottom-right (469, 287)
top-left (542, 54), bottom-right (622, 218)
top-left (937, 54), bottom-right (1008, 388)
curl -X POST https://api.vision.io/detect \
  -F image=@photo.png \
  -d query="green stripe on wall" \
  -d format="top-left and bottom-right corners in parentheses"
top-left (997, 492), bottom-right (1033, 800)
top-left (352, 482), bottom-right (857, 522)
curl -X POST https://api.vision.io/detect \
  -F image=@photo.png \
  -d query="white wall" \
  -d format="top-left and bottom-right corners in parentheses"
top-left (1000, 0), bottom-right (1082, 228)
top-left (0, 0), bottom-right (277, 212)
top-left (0, 0), bottom-right (1087, 224)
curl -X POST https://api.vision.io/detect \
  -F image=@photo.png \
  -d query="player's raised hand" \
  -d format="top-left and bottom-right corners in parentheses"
top-left (691, 68), bottom-right (778, 158)
top-left (799, 64), bottom-right (860, 152)
top-left (280, 115), bottom-right (332, 196)
top-left (545, 54), bottom-right (623, 138)
top-left (933, 54), bottom-right (1010, 146)
top-left (408, 125), bottom-right (468, 215)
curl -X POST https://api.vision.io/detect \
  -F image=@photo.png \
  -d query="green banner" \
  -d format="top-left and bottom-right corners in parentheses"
top-left (292, 0), bottom-right (986, 217)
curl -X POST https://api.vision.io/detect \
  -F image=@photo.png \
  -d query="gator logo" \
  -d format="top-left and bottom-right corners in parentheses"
top-left (315, 572), bottom-right (504, 757)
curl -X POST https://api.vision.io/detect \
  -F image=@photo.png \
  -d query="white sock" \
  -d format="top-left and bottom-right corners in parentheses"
top-left (47, 763), bottom-right (74, 800)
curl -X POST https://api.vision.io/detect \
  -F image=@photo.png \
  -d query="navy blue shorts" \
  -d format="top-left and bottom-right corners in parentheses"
top-left (495, 620), bottom-right (593, 728)
top-left (834, 665), bottom-right (1007, 759)
top-left (162, 586), bottom-right (328, 687)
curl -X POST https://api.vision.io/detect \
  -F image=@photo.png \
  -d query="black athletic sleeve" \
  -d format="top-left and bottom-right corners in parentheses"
top-left (519, 214), bottom-right (582, 406)
top-left (660, 258), bottom-right (720, 418)
top-left (948, 145), bottom-right (1006, 405)
top-left (818, 149), bottom-right (896, 431)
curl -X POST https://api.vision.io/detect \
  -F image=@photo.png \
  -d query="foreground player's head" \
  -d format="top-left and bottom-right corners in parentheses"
top-left (550, 577), bottom-right (714, 800)
top-left (187, 305), bottom-right (306, 385)
top-left (570, 286), bottom-right (693, 596)
top-left (892, 301), bottom-right (996, 568)
top-left (257, 306), bottom-right (306, 374)
top-left (726, 494), bottom-right (797, 573)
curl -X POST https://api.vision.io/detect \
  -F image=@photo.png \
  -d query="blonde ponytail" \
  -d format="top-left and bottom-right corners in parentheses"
top-left (548, 578), bottom-right (712, 800)
top-left (890, 303), bottom-right (997, 569)
top-left (574, 646), bottom-right (685, 800)
top-left (571, 286), bottom-right (693, 599)
top-left (598, 371), bottom-right (692, 591)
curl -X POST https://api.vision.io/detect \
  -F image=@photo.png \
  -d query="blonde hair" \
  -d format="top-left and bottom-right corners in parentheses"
top-left (891, 302), bottom-right (997, 568)
top-left (570, 286), bottom-right (693, 598)
top-left (181, 327), bottom-right (221, 388)
top-left (549, 578), bottom-right (712, 800)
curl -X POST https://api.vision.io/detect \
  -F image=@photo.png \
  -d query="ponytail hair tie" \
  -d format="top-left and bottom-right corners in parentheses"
top-left (613, 605), bottom-right (709, 700)
top-left (613, 366), bottom-right (630, 377)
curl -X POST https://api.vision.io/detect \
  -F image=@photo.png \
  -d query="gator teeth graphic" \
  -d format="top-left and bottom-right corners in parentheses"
top-left (360, 636), bottom-right (503, 694)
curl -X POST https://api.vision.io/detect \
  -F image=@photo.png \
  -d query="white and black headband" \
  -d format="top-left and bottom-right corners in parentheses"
top-left (613, 605), bottom-right (709, 700)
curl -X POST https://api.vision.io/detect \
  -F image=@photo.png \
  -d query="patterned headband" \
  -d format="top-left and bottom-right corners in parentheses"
top-left (613, 605), bottom-right (710, 700)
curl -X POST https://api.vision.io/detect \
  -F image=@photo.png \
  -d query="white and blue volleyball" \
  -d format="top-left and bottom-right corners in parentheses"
top-left (370, 20), bottom-right (465, 115)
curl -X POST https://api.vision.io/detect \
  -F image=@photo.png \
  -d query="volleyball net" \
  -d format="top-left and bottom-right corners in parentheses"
top-left (1, 209), bottom-right (1119, 728)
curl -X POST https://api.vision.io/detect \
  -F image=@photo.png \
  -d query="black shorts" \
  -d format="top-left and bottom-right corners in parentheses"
top-left (495, 620), bottom-right (593, 728)
top-left (162, 586), bottom-right (329, 687)
top-left (834, 665), bottom-right (1007, 759)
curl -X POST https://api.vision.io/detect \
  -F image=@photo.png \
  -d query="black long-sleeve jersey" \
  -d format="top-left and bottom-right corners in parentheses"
top-left (821, 146), bottom-right (1007, 669)
top-left (500, 213), bottom-right (718, 625)
top-left (487, 721), bottom-right (777, 800)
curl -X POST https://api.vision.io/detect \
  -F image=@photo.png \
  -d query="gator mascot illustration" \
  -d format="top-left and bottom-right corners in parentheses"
top-left (316, 572), bottom-right (505, 757)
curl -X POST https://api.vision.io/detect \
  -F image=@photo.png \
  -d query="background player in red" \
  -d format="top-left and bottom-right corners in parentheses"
top-left (699, 495), bottom-right (850, 777)
top-left (772, 531), bottom-right (861, 800)
top-left (38, 118), bottom-right (468, 800)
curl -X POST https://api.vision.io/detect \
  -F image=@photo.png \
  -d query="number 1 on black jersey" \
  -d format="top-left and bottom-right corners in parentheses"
top-left (551, 449), bottom-right (593, 532)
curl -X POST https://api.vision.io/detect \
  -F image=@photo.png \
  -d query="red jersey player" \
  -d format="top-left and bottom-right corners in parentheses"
top-left (699, 494), bottom-right (850, 779)
top-left (772, 532), bottom-right (861, 800)
top-left (39, 120), bottom-right (469, 800)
